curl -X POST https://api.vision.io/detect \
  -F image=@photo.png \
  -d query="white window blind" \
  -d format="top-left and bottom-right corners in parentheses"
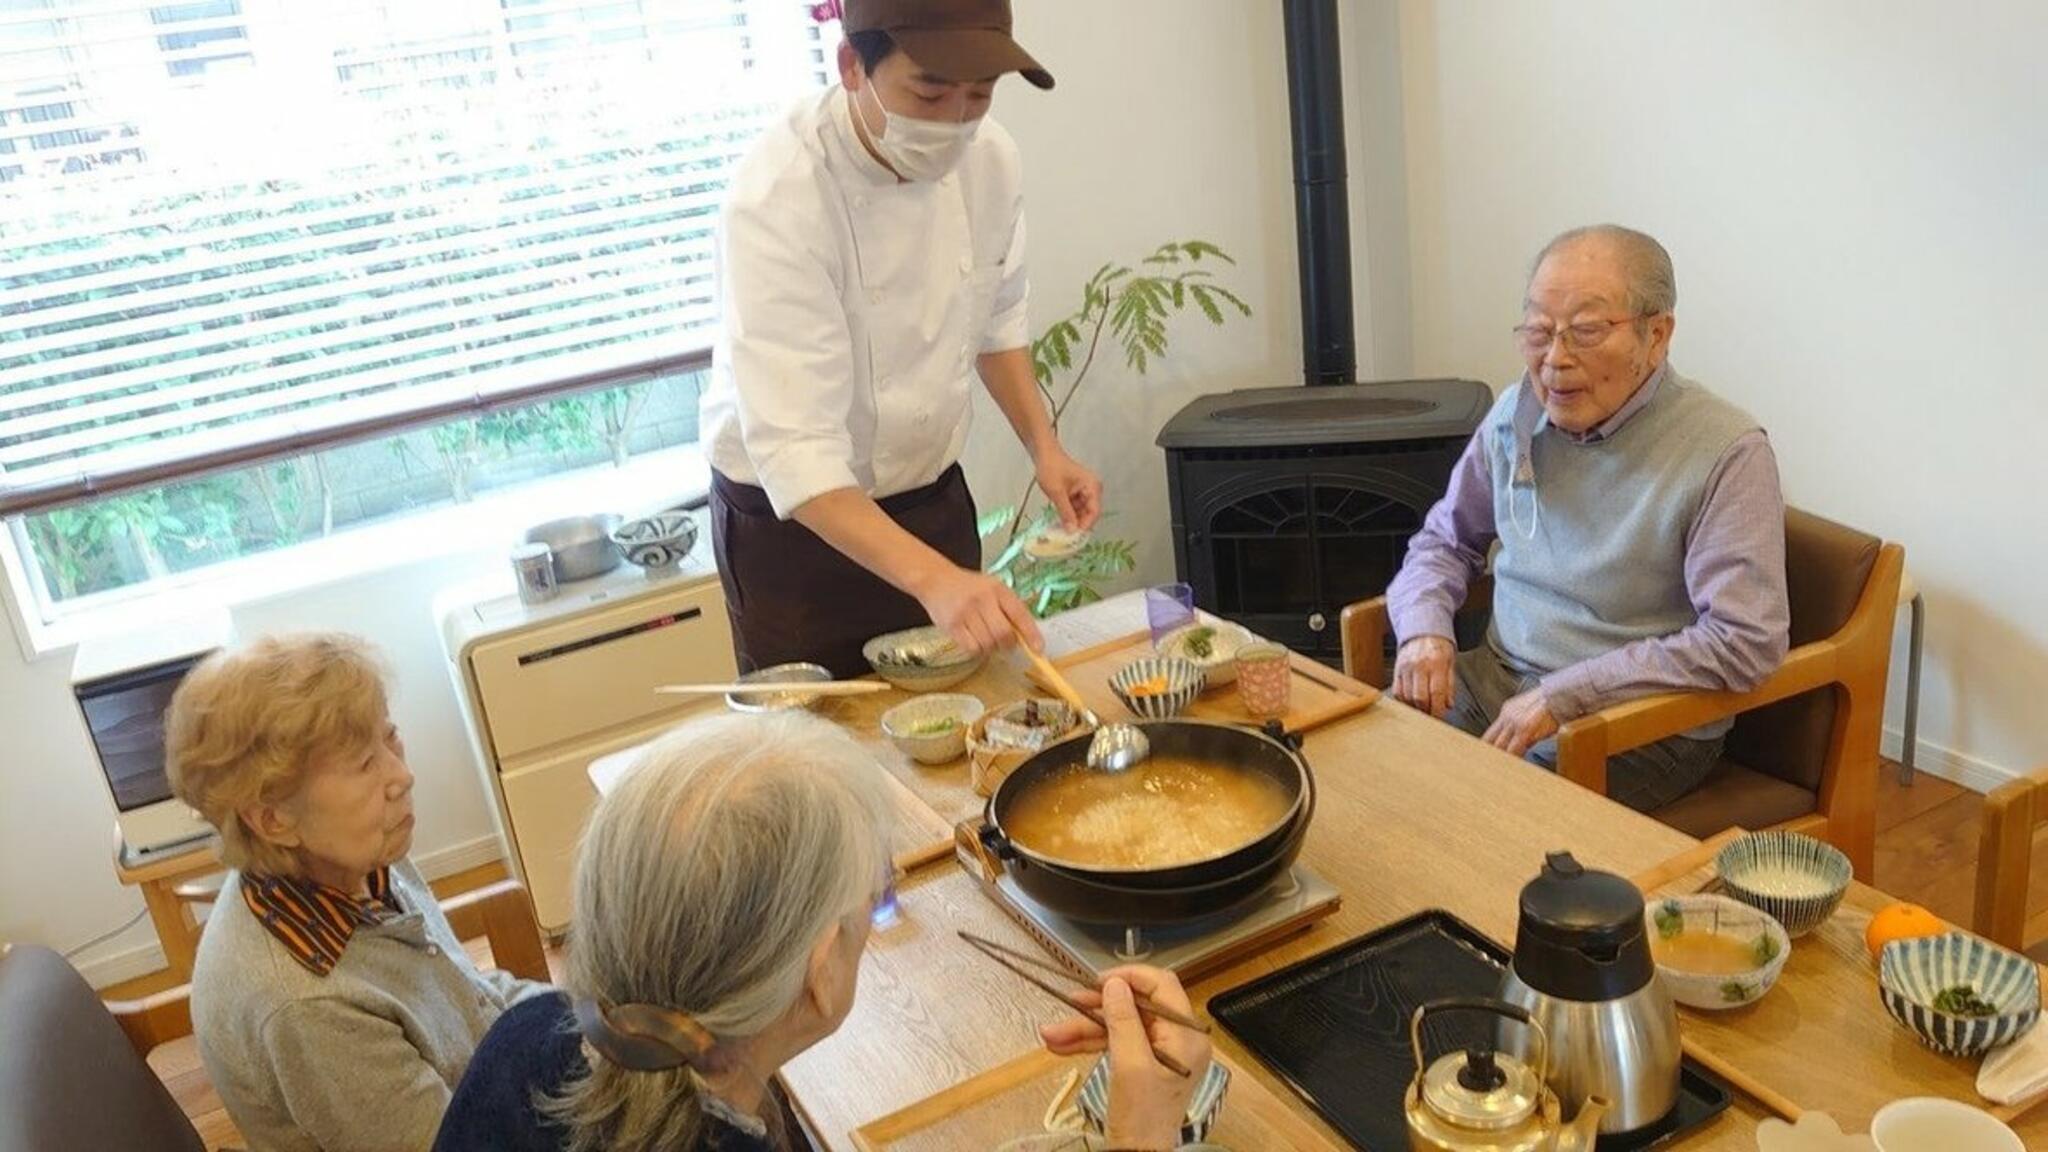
top-left (0, 0), bottom-right (832, 515)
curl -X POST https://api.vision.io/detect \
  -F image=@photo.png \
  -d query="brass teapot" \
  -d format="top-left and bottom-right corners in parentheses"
top-left (1403, 997), bottom-right (1609, 1152)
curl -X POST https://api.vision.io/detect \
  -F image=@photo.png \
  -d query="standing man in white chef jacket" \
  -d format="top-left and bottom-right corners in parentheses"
top-left (700, 0), bottom-right (1101, 677)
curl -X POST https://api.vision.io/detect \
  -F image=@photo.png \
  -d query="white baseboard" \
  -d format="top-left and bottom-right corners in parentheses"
top-left (414, 833), bottom-right (507, 882)
top-left (1883, 726), bottom-right (2023, 796)
top-left (79, 938), bottom-right (173, 991)
top-left (76, 834), bottom-right (506, 990)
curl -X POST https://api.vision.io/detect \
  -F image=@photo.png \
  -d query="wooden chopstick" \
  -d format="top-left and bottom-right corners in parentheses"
top-left (1627, 826), bottom-right (1747, 897)
top-left (1009, 622), bottom-right (1092, 718)
top-left (957, 931), bottom-right (1197, 1078)
top-left (653, 681), bottom-right (892, 697)
top-left (959, 931), bottom-right (1210, 1034)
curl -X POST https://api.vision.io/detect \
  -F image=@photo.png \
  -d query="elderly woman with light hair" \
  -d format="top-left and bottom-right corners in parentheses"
top-left (166, 633), bottom-right (547, 1152)
top-left (435, 710), bottom-right (1212, 1152)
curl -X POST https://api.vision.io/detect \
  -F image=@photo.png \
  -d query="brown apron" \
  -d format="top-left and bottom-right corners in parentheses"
top-left (710, 465), bottom-right (981, 678)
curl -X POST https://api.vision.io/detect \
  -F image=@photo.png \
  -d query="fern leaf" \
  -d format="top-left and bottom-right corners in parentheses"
top-left (1211, 284), bottom-right (1253, 317)
top-left (977, 505), bottom-right (1018, 538)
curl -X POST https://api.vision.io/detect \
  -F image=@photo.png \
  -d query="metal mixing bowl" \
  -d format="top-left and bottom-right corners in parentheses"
top-left (523, 514), bottom-right (623, 582)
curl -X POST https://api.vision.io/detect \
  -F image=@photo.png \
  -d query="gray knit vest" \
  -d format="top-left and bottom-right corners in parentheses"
top-left (1484, 369), bottom-right (1759, 705)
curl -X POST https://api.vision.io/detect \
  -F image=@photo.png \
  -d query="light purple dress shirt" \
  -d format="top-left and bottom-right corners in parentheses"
top-left (1386, 365), bottom-right (1790, 722)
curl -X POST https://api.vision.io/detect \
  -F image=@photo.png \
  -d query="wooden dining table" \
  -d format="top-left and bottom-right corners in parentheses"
top-left (773, 593), bottom-right (2047, 1150)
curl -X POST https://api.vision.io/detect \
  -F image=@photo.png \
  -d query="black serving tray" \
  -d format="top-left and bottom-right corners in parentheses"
top-left (1211, 909), bottom-right (1732, 1151)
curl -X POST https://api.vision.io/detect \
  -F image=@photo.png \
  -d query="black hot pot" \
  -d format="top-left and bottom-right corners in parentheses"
top-left (978, 719), bottom-right (1316, 924)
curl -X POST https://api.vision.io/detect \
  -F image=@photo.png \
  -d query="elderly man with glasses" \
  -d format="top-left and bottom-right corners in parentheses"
top-left (1385, 224), bottom-right (1790, 811)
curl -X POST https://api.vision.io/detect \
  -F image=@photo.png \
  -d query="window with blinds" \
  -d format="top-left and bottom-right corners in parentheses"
top-left (1, 0), bottom-right (834, 609)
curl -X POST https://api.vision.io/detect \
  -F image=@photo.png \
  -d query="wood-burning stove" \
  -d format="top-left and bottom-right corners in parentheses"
top-left (1158, 379), bottom-right (1492, 665)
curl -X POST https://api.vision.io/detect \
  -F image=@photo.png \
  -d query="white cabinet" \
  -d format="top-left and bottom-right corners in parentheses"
top-left (438, 527), bottom-right (734, 934)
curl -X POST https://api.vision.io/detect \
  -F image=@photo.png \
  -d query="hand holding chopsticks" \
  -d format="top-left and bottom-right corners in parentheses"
top-left (958, 931), bottom-right (1209, 1079)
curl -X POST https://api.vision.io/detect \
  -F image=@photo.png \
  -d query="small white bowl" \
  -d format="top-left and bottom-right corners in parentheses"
top-left (1646, 893), bottom-right (1792, 1010)
top-left (1154, 620), bottom-right (1256, 687)
top-left (1871, 1097), bottom-right (2023, 1152)
top-left (880, 694), bottom-right (984, 765)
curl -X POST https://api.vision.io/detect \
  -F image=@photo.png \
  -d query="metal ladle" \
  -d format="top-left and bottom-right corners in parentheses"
top-left (1087, 722), bottom-right (1151, 773)
top-left (1005, 619), bottom-right (1140, 773)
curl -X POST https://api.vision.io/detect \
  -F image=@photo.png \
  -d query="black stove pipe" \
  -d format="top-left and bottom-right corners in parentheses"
top-left (1281, 0), bottom-right (1355, 386)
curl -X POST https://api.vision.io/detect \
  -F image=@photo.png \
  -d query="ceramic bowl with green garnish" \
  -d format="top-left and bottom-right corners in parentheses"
top-left (1154, 620), bottom-right (1256, 687)
top-left (880, 693), bottom-right (985, 765)
top-left (1645, 893), bottom-right (1792, 1010)
top-left (1880, 932), bottom-right (2039, 1056)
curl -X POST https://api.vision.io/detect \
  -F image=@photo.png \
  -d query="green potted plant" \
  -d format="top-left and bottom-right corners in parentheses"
top-left (983, 239), bottom-right (1251, 616)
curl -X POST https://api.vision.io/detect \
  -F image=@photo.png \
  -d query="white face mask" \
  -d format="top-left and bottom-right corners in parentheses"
top-left (857, 81), bottom-right (980, 182)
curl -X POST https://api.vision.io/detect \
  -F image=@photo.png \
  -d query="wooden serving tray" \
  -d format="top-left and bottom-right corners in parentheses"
top-left (1029, 629), bottom-right (1378, 734)
top-left (851, 1045), bottom-right (1345, 1152)
top-left (1626, 833), bottom-right (2048, 1131)
top-left (885, 769), bottom-right (957, 874)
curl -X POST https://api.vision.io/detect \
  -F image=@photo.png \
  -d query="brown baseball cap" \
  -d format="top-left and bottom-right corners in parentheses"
top-left (843, 0), bottom-right (1054, 90)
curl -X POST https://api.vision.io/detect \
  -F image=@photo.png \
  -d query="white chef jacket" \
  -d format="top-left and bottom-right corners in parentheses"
top-left (700, 86), bottom-right (1033, 521)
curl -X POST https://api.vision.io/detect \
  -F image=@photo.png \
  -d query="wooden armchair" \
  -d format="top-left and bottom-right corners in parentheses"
top-left (1341, 508), bottom-right (1903, 880)
top-left (1975, 765), bottom-right (2048, 961)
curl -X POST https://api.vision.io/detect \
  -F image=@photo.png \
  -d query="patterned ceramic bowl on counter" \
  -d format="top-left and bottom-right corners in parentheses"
top-left (611, 511), bottom-right (699, 577)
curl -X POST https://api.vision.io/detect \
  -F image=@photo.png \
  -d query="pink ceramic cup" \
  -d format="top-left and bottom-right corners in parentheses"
top-left (1236, 643), bottom-right (1292, 719)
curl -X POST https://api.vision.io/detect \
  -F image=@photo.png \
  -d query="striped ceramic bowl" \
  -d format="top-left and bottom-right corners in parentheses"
top-left (1109, 656), bottom-right (1204, 720)
top-left (1080, 1054), bottom-right (1230, 1144)
top-left (1715, 830), bottom-right (1852, 938)
top-left (1879, 933), bottom-right (2040, 1057)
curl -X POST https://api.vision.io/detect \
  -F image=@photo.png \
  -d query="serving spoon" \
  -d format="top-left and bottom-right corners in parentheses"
top-left (1006, 620), bottom-right (1135, 773)
top-left (1086, 722), bottom-right (1151, 773)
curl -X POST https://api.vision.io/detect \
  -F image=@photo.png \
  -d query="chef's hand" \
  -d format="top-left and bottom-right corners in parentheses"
top-left (1392, 635), bottom-right (1455, 718)
top-left (1483, 687), bottom-right (1560, 757)
top-left (1033, 448), bottom-right (1103, 532)
top-left (1039, 965), bottom-right (1210, 1152)
top-left (918, 565), bottom-right (1043, 656)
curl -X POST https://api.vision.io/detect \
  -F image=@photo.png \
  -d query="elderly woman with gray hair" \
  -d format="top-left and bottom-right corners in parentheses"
top-left (434, 710), bottom-right (1213, 1152)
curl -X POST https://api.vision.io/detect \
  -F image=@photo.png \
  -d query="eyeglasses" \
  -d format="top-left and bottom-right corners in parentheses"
top-left (1511, 313), bottom-right (1656, 355)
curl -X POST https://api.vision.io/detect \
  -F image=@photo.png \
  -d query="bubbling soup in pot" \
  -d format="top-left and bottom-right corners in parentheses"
top-left (1002, 757), bottom-right (1296, 870)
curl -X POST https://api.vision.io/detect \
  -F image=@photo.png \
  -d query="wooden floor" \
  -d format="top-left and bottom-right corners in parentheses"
top-left (1874, 764), bottom-right (2048, 955)
top-left (136, 766), bottom-right (2046, 1148)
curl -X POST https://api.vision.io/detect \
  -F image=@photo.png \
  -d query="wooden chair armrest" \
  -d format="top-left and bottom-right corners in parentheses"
top-left (106, 984), bottom-right (194, 1058)
top-left (1340, 576), bottom-right (1497, 691)
top-left (171, 874), bottom-right (226, 906)
top-left (1553, 640), bottom-right (1842, 793)
top-left (1340, 597), bottom-right (1392, 687)
top-left (440, 879), bottom-right (549, 983)
top-left (1975, 767), bottom-right (2048, 950)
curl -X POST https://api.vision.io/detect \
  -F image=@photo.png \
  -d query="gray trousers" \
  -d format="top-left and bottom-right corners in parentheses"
top-left (1446, 645), bottom-right (1722, 813)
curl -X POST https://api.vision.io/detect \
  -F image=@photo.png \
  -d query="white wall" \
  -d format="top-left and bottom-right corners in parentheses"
top-left (0, 0), bottom-right (1318, 981)
top-left (1393, 0), bottom-right (2048, 786)
top-left (961, 2), bottom-right (1426, 592)
top-left (960, 0), bottom-right (1308, 590)
top-left (0, 551), bottom-right (513, 981)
